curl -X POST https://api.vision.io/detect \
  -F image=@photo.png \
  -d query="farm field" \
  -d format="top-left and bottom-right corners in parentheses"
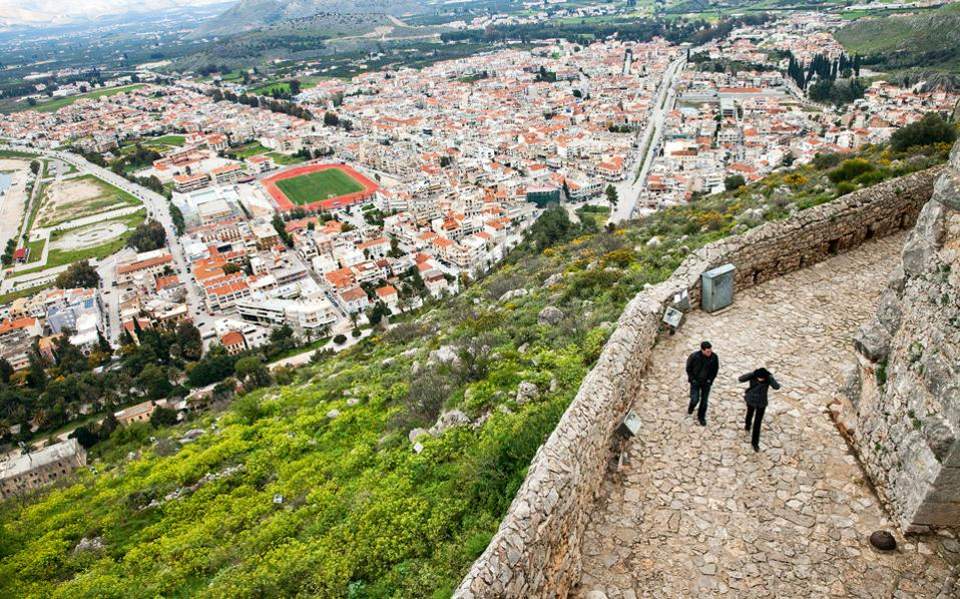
top-left (275, 168), bottom-right (365, 205)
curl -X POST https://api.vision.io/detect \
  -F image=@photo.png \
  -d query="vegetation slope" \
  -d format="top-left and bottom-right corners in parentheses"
top-left (835, 4), bottom-right (960, 86)
top-left (0, 136), bottom-right (951, 598)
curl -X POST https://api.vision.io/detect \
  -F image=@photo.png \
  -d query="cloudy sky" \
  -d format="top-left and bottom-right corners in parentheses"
top-left (0, 0), bottom-right (229, 26)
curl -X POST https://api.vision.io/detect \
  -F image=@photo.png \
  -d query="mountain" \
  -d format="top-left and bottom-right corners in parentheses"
top-left (188, 0), bottom-right (428, 39)
top-left (835, 4), bottom-right (960, 82)
top-left (0, 0), bottom-right (230, 28)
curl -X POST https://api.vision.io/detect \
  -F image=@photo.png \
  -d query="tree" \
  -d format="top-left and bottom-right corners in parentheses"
top-left (222, 263), bottom-right (241, 274)
top-left (890, 113), bottom-right (957, 152)
top-left (126, 220), bottom-right (167, 252)
top-left (69, 425), bottom-right (99, 449)
top-left (26, 350), bottom-right (48, 390)
top-left (605, 184), bottom-right (619, 206)
top-left (55, 260), bottom-right (100, 289)
top-left (234, 356), bottom-right (271, 390)
top-left (526, 204), bottom-right (575, 250)
top-left (30, 161), bottom-right (40, 175)
top-left (138, 364), bottom-right (172, 400)
top-left (724, 174), bottom-right (746, 191)
top-left (367, 301), bottom-right (392, 326)
top-left (176, 321), bottom-right (203, 361)
top-left (289, 79), bottom-right (301, 96)
top-left (272, 215), bottom-right (292, 247)
top-left (0, 357), bottom-right (12, 384)
top-left (149, 405), bottom-right (178, 428)
top-left (97, 330), bottom-right (113, 355)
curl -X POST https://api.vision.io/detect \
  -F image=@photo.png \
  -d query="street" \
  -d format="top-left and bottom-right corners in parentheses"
top-left (609, 55), bottom-right (686, 224)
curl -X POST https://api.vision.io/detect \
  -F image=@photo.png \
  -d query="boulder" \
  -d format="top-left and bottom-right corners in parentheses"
top-left (498, 289), bottom-right (528, 303)
top-left (430, 409), bottom-right (471, 435)
top-left (326, 409), bottom-right (340, 419)
top-left (73, 536), bottom-right (104, 553)
top-left (542, 273), bottom-right (564, 287)
top-left (408, 428), bottom-right (430, 444)
top-left (646, 236), bottom-right (662, 247)
top-left (346, 397), bottom-right (360, 407)
top-left (854, 321), bottom-right (891, 363)
top-left (538, 306), bottom-right (564, 326)
top-left (429, 345), bottom-right (459, 365)
top-left (516, 381), bottom-right (539, 404)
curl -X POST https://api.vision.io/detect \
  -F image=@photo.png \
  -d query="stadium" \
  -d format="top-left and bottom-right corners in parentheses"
top-left (261, 163), bottom-right (379, 213)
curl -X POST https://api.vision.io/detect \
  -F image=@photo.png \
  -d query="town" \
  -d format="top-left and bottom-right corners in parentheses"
top-left (0, 8), bottom-right (957, 493)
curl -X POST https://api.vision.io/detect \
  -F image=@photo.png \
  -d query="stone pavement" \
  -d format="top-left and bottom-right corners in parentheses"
top-left (577, 233), bottom-right (960, 598)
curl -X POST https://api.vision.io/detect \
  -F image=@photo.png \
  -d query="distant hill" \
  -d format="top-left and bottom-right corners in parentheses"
top-left (188, 0), bottom-right (428, 39)
top-left (835, 4), bottom-right (960, 84)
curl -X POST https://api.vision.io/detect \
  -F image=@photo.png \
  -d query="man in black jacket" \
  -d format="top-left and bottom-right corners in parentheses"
top-left (739, 367), bottom-right (781, 452)
top-left (686, 341), bottom-right (719, 426)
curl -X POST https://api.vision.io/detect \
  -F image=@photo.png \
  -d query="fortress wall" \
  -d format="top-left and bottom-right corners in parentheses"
top-left (838, 144), bottom-right (960, 532)
top-left (455, 167), bottom-right (941, 598)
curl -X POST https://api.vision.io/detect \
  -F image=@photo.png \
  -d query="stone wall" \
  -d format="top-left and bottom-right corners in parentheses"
top-left (834, 143), bottom-right (960, 532)
top-left (454, 167), bottom-right (940, 598)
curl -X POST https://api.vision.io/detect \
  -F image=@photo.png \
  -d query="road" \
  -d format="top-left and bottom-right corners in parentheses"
top-left (609, 55), bottom-right (686, 224)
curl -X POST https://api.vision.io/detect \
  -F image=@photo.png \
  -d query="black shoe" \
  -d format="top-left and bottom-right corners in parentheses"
top-left (698, 419), bottom-right (706, 426)
top-left (744, 424), bottom-right (751, 431)
top-left (752, 444), bottom-right (760, 452)
top-left (687, 407), bottom-right (694, 415)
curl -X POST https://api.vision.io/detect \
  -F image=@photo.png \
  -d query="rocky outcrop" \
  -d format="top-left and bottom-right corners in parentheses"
top-left (837, 142), bottom-right (960, 531)
top-left (456, 167), bottom-right (942, 597)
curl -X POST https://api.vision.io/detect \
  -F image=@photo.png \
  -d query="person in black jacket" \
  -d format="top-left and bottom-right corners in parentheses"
top-left (686, 341), bottom-right (719, 426)
top-left (739, 367), bottom-right (781, 452)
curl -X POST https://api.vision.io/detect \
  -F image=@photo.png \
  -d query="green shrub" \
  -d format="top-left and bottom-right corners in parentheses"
top-left (828, 158), bottom-right (875, 183)
top-left (891, 112), bottom-right (957, 152)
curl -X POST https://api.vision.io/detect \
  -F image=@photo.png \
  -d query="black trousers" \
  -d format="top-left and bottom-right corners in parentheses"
top-left (745, 404), bottom-right (766, 447)
top-left (688, 381), bottom-right (711, 422)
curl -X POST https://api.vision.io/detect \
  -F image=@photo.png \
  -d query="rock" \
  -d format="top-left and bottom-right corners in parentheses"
top-left (516, 381), bottom-right (539, 404)
top-left (413, 442), bottom-right (424, 454)
top-left (408, 428), bottom-right (430, 443)
top-left (430, 410), bottom-right (471, 435)
top-left (73, 536), bottom-right (104, 553)
top-left (854, 321), bottom-right (891, 363)
top-left (870, 530), bottom-right (897, 551)
top-left (346, 397), bottom-right (360, 407)
top-left (902, 201), bottom-right (944, 276)
top-left (538, 306), bottom-right (564, 326)
top-left (646, 236), bottom-right (662, 247)
top-left (498, 288), bottom-right (528, 302)
top-left (381, 357), bottom-right (395, 367)
top-left (839, 363), bottom-right (861, 408)
top-left (518, 343), bottom-right (529, 354)
top-left (429, 345), bottom-right (460, 365)
top-left (326, 409), bottom-right (340, 419)
top-left (875, 289), bottom-right (902, 334)
top-left (401, 348), bottom-right (418, 358)
top-left (178, 429), bottom-right (204, 444)
top-left (585, 591), bottom-right (608, 599)
top-left (542, 273), bottom-right (564, 287)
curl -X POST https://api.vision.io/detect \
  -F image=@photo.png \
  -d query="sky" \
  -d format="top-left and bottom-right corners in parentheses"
top-left (0, 0), bottom-right (230, 26)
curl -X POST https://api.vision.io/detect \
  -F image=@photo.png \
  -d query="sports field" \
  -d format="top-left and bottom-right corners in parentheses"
top-left (262, 163), bottom-right (379, 212)
top-left (275, 169), bottom-right (365, 205)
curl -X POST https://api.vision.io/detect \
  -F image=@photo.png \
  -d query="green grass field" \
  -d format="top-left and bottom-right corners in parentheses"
top-left (275, 169), bottom-right (364, 205)
top-left (24, 84), bottom-right (147, 113)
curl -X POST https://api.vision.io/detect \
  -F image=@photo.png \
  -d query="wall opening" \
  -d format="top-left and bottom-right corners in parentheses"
top-left (828, 239), bottom-right (840, 255)
top-left (865, 225), bottom-right (876, 241)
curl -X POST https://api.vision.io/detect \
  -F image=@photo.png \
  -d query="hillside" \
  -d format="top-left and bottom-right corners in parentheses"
top-left (0, 142), bottom-right (950, 597)
top-left (835, 4), bottom-right (960, 83)
top-left (188, 0), bottom-right (428, 39)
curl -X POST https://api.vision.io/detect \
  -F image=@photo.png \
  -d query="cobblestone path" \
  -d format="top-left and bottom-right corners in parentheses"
top-left (578, 233), bottom-right (960, 598)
